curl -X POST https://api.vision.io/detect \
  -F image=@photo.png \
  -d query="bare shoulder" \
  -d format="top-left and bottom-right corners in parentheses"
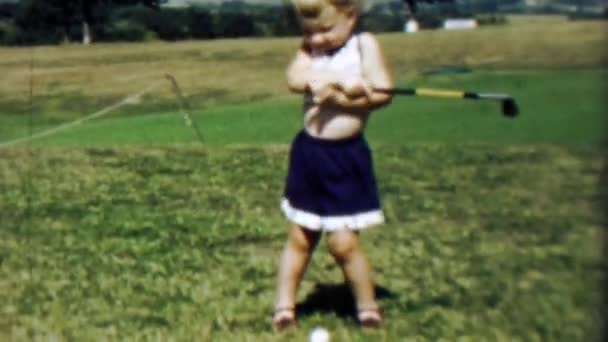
top-left (357, 32), bottom-right (382, 51)
top-left (286, 44), bottom-right (314, 93)
top-left (357, 32), bottom-right (392, 89)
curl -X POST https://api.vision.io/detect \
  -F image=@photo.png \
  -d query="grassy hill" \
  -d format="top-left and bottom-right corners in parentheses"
top-left (0, 17), bottom-right (605, 124)
top-left (0, 16), bottom-right (606, 341)
top-left (0, 17), bottom-right (605, 147)
top-left (0, 68), bottom-right (603, 147)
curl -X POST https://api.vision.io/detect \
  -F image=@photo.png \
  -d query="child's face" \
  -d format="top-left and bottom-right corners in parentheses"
top-left (300, 8), bottom-right (356, 52)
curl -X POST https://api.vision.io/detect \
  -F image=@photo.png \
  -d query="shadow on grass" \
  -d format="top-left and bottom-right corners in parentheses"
top-left (296, 283), bottom-right (396, 321)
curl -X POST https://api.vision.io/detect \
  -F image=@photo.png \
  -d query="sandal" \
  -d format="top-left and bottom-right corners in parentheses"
top-left (357, 307), bottom-right (382, 328)
top-left (272, 307), bottom-right (296, 331)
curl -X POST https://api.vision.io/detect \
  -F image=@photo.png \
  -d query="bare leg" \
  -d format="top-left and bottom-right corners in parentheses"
top-left (275, 225), bottom-right (321, 317)
top-left (326, 230), bottom-right (380, 326)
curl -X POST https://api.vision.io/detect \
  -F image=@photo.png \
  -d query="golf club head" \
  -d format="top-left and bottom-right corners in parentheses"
top-left (502, 98), bottom-right (519, 118)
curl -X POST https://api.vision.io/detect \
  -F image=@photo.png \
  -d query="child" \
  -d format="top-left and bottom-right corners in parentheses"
top-left (273, 0), bottom-right (393, 330)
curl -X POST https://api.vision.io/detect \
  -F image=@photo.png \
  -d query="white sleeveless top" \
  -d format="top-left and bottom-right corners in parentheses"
top-left (304, 34), bottom-right (369, 139)
top-left (310, 34), bottom-right (363, 84)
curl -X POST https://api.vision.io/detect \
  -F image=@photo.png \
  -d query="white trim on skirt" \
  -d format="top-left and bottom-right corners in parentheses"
top-left (280, 198), bottom-right (384, 231)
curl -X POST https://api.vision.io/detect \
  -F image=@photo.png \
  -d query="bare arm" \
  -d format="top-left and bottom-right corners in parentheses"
top-left (359, 32), bottom-right (393, 109)
top-left (286, 46), bottom-right (313, 94)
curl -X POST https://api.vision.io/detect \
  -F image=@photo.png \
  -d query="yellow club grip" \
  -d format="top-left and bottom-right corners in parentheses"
top-left (415, 88), bottom-right (465, 99)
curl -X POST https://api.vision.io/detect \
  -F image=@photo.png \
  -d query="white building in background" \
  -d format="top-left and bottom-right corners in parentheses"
top-left (404, 19), bottom-right (419, 33)
top-left (443, 18), bottom-right (478, 30)
top-left (403, 17), bottom-right (478, 33)
top-left (525, 0), bottom-right (550, 6)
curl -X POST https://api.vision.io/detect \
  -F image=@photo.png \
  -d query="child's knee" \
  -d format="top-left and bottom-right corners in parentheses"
top-left (327, 231), bottom-right (359, 262)
top-left (287, 225), bottom-right (320, 253)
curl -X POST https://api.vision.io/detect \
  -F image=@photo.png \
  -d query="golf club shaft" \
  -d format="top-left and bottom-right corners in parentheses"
top-left (374, 87), bottom-right (519, 117)
top-left (374, 87), bottom-right (511, 101)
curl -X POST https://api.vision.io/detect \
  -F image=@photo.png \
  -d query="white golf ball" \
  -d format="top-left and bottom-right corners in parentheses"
top-left (309, 327), bottom-right (330, 342)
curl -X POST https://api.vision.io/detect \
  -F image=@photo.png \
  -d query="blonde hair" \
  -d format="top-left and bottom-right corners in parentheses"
top-left (291, 0), bottom-right (367, 21)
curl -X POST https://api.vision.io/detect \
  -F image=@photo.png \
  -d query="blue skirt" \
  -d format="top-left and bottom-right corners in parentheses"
top-left (281, 130), bottom-right (384, 231)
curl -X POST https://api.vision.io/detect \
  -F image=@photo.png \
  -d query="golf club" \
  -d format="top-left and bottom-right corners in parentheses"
top-left (375, 87), bottom-right (520, 118)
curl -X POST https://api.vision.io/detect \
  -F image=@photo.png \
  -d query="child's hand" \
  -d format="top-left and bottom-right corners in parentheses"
top-left (315, 78), bottom-right (372, 108)
top-left (309, 76), bottom-right (373, 108)
top-left (339, 77), bottom-right (373, 99)
top-left (308, 75), bottom-right (338, 105)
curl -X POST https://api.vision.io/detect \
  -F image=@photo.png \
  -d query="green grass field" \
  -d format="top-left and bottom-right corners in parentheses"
top-left (0, 16), bottom-right (607, 341)
top-left (0, 145), bottom-right (604, 341)
top-left (1, 68), bottom-right (605, 147)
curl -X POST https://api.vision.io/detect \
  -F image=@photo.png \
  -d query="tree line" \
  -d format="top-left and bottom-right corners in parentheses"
top-left (0, 0), bottom-right (301, 45)
top-left (0, 0), bottom-right (605, 46)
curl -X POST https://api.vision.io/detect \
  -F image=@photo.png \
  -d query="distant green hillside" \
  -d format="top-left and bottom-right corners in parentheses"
top-left (162, 0), bottom-right (608, 8)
